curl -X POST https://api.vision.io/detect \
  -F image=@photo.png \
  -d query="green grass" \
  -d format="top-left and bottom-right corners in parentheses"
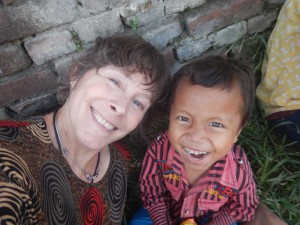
top-left (238, 103), bottom-right (300, 225)
top-left (232, 31), bottom-right (300, 224)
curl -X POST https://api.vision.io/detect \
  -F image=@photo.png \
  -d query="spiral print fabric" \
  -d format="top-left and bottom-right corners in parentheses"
top-left (80, 187), bottom-right (104, 225)
top-left (108, 160), bottom-right (127, 223)
top-left (27, 120), bottom-right (51, 144)
top-left (0, 126), bottom-right (19, 141)
top-left (0, 119), bottom-right (131, 224)
top-left (40, 161), bottom-right (76, 225)
top-left (0, 148), bottom-right (41, 224)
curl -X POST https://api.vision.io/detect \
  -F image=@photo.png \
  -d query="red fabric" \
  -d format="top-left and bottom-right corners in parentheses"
top-left (113, 141), bottom-right (131, 161)
top-left (0, 120), bottom-right (29, 127)
top-left (80, 187), bottom-right (104, 225)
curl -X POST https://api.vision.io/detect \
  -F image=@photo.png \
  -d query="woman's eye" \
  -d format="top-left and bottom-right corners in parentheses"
top-left (133, 99), bottom-right (144, 110)
top-left (109, 78), bottom-right (120, 87)
top-left (209, 122), bottom-right (224, 128)
top-left (177, 116), bottom-right (189, 122)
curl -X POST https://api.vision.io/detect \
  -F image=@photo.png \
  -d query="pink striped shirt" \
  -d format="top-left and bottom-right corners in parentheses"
top-left (140, 131), bottom-right (259, 225)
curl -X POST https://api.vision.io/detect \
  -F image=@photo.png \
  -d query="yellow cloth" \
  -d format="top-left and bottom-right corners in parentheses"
top-left (256, 0), bottom-right (300, 116)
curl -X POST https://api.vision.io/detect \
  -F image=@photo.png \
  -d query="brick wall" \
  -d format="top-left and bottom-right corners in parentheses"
top-left (0, 0), bottom-right (284, 119)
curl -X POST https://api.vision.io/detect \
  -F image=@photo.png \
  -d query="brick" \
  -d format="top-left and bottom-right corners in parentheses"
top-left (164, 0), bottom-right (206, 14)
top-left (2, 0), bottom-right (14, 5)
top-left (185, 0), bottom-right (264, 37)
top-left (7, 93), bottom-right (58, 117)
top-left (267, 0), bottom-right (285, 3)
top-left (213, 21), bottom-right (247, 47)
top-left (53, 51), bottom-right (85, 85)
top-left (0, 66), bottom-right (58, 106)
top-left (247, 12), bottom-right (278, 34)
top-left (120, 0), bottom-right (164, 27)
top-left (71, 10), bottom-right (124, 44)
top-left (175, 36), bottom-right (213, 61)
top-left (0, 0), bottom-right (77, 44)
top-left (0, 43), bottom-right (32, 77)
top-left (0, 108), bottom-right (9, 120)
top-left (140, 18), bottom-right (182, 49)
top-left (24, 30), bottom-right (76, 65)
top-left (79, 0), bottom-right (123, 15)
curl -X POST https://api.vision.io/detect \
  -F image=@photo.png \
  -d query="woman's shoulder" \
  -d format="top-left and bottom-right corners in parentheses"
top-left (0, 116), bottom-right (50, 143)
top-left (0, 116), bottom-right (53, 176)
top-left (112, 140), bottom-right (131, 161)
top-left (0, 117), bottom-right (49, 224)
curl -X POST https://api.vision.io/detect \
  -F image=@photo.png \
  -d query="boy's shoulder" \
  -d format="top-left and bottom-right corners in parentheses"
top-left (230, 144), bottom-right (254, 177)
top-left (147, 131), bottom-right (172, 159)
top-left (150, 130), bottom-right (169, 145)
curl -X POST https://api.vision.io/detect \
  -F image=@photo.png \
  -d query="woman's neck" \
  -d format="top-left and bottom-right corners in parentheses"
top-left (43, 108), bottom-right (110, 183)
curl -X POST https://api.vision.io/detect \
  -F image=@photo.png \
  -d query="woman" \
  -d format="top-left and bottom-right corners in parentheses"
top-left (0, 35), bottom-right (170, 224)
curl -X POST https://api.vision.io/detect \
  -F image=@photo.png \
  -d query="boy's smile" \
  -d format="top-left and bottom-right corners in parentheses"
top-left (184, 147), bottom-right (208, 160)
top-left (168, 78), bottom-right (243, 180)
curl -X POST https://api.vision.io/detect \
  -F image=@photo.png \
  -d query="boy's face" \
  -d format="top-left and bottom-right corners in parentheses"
top-left (168, 79), bottom-right (243, 176)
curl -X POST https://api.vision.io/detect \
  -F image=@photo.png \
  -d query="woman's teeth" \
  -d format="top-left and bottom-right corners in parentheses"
top-left (92, 109), bottom-right (114, 130)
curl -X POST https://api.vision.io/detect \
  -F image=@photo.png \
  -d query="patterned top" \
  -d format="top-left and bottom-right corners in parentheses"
top-left (140, 131), bottom-right (258, 225)
top-left (0, 117), bottom-right (131, 225)
top-left (256, 0), bottom-right (300, 116)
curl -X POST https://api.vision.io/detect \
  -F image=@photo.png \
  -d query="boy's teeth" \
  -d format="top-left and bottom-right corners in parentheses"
top-left (92, 110), bottom-right (114, 130)
top-left (184, 148), bottom-right (207, 155)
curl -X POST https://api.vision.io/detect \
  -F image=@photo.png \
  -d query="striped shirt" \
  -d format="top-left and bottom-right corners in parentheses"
top-left (139, 131), bottom-right (258, 225)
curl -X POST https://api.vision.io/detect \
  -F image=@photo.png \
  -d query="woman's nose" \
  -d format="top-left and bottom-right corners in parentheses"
top-left (109, 97), bottom-right (128, 115)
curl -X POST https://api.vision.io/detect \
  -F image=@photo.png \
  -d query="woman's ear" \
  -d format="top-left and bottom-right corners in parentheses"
top-left (70, 79), bottom-right (77, 90)
top-left (69, 66), bottom-right (79, 90)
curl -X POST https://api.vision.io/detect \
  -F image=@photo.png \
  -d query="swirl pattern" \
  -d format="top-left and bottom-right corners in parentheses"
top-left (0, 148), bottom-right (40, 224)
top-left (40, 161), bottom-right (76, 225)
top-left (27, 120), bottom-right (51, 144)
top-left (108, 160), bottom-right (127, 223)
top-left (80, 187), bottom-right (104, 225)
top-left (0, 126), bottom-right (19, 141)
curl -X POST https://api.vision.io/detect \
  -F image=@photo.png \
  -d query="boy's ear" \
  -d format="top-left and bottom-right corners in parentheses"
top-left (234, 129), bottom-right (242, 143)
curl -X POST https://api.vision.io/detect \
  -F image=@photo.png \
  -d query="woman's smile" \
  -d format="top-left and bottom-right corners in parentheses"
top-left (91, 106), bottom-right (115, 131)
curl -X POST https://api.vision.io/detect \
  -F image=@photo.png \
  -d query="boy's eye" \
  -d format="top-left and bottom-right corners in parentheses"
top-left (177, 116), bottom-right (189, 122)
top-left (209, 122), bottom-right (224, 128)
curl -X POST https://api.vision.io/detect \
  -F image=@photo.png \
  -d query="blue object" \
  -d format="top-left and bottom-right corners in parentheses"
top-left (129, 207), bottom-right (237, 225)
top-left (129, 207), bottom-right (152, 225)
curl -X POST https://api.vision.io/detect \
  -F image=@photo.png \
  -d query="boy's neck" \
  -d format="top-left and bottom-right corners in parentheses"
top-left (185, 166), bottom-right (207, 186)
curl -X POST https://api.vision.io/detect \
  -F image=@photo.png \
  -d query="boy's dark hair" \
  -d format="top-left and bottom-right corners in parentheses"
top-left (169, 55), bottom-right (255, 127)
top-left (71, 34), bottom-right (171, 142)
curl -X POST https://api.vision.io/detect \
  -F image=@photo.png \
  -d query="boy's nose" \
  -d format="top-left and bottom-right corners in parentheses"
top-left (190, 125), bottom-right (206, 141)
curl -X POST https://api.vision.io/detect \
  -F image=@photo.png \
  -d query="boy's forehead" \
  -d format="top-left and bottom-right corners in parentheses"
top-left (174, 78), bottom-right (244, 114)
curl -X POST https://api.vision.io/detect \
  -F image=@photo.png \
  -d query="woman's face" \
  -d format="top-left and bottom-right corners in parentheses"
top-left (67, 65), bottom-right (153, 150)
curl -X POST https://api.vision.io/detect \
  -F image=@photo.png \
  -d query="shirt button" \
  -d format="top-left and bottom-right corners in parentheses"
top-left (238, 158), bottom-right (243, 164)
top-left (184, 209), bottom-right (190, 214)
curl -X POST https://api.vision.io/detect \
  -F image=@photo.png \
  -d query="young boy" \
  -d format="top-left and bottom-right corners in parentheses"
top-left (138, 56), bottom-right (259, 225)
